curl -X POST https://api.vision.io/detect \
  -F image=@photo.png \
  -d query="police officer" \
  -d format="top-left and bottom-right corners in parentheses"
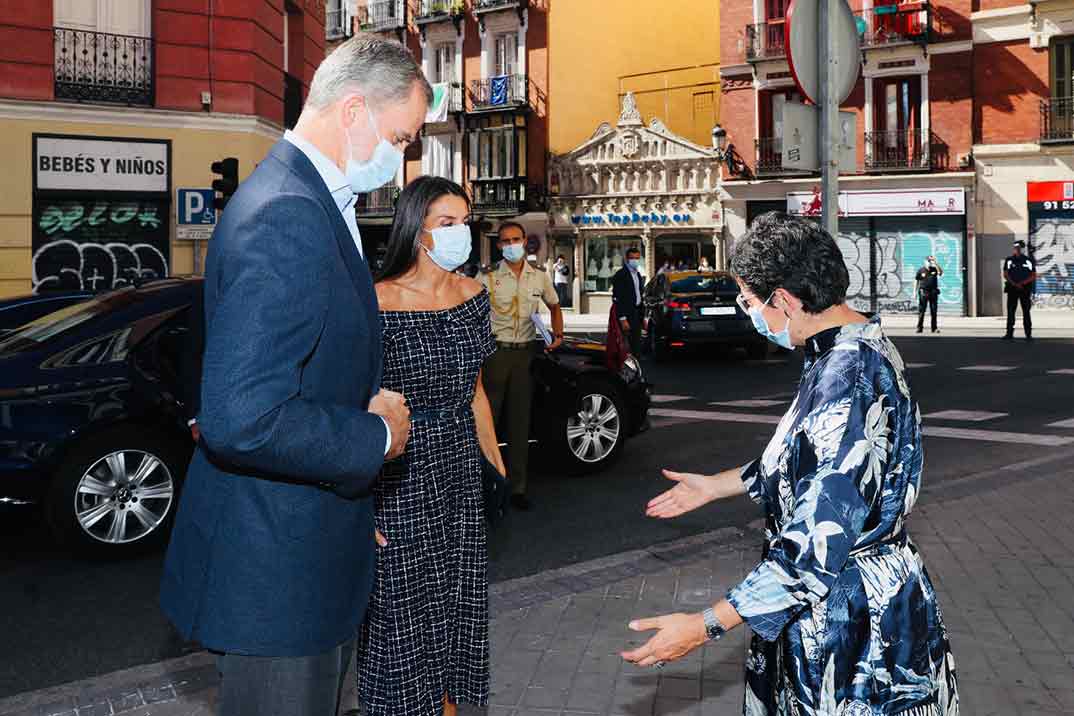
top-left (915, 255), bottom-right (943, 334)
top-left (480, 222), bottom-right (564, 511)
top-left (1003, 239), bottom-right (1037, 341)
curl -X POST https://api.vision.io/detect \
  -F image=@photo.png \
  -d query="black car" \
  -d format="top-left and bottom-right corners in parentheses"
top-left (0, 279), bottom-right (650, 556)
top-left (643, 270), bottom-right (768, 361)
top-left (0, 290), bottom-right (94, 337)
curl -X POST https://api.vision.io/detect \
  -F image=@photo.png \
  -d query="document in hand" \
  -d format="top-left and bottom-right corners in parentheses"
top-left (531, 311), bottom-right (553, 346)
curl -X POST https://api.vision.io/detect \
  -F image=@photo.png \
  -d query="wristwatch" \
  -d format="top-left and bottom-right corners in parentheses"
top-left (702, 607), bottom-right (727, 642)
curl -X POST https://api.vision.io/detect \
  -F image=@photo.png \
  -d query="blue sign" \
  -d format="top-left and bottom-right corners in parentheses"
top-left (177, 188), bottom-right (216, 226)
top-left (570, 212), bottom-right (692, 226)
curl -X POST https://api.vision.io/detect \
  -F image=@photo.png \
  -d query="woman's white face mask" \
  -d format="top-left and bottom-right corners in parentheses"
top-left (422, 223), bottom-right (472, 272)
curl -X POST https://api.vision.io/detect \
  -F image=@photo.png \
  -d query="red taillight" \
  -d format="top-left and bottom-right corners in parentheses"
top-left (665, 299), bottom-right (690, 311)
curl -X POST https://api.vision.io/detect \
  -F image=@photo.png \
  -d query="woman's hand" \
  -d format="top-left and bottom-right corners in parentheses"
top-left (374, 530), bottom-right (388, 547)
top-left (621, 612), bottom-right (707, 667)
top-left (646, 469), bottom-right (720, 518)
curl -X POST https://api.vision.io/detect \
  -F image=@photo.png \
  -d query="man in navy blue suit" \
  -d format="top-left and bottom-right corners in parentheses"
top-left (161, 34), bottom-right (430, 716)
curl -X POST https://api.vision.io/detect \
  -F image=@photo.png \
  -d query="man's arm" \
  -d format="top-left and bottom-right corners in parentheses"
top-left (541, 271), bottom-right (564, 350)
top-left (198, 194), bottom-right (387, 493)
top-left (611, 271), bottom-right (631, 329)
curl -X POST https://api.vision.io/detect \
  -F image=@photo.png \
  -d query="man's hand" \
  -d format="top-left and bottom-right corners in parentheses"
top-left (546, 335), bottom-right (564, 352)
top-left (370, 389), bottom-right (410, 459)
top-left (620, 318), bottom-right (631, 332)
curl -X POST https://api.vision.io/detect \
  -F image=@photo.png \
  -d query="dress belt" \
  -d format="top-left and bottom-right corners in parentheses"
top-left (849, 530), bottom-right (909, 558)
top-left (410, 405), bottom-right (473, 423)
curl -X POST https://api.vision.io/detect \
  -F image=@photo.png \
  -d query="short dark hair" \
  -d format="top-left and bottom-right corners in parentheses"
top-left (729, 212), bottom-right (849, 314)
top-left (557, 254), bottom-right (566, 261)
top-left (625, 247), bottom-right (641, 258)
top-left (377, 176), bottom-right (470, 282)
top-left (497, 222), bottom-right (526, 241)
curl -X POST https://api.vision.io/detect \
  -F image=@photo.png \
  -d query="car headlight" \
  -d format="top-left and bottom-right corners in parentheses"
top-left (622, 355), bottom-right (642, 380)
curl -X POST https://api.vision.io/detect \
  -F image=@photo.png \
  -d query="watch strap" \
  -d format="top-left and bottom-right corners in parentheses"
top-left (702, 607), bottom-right (726, 641)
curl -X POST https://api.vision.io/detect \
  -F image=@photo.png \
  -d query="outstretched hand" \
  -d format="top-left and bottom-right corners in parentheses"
top-left (621, 612), bottom-right (707, 667)
top-left (645, 469), bottom-right (718, 519)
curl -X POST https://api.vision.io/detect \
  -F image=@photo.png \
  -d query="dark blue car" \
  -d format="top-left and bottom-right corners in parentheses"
top-left (0, 290), bottom-right (94, 337)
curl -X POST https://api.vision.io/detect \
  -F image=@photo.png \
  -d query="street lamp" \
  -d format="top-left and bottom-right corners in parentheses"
top-left (711, 124), bottom-right (728, 161)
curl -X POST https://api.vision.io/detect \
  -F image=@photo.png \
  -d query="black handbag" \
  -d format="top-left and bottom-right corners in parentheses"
top-left (482, 457), bottom-right (510, 525)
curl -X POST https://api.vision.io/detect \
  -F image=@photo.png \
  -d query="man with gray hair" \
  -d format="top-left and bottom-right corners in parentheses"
top-left (161, 34), bottom-right (429, 716)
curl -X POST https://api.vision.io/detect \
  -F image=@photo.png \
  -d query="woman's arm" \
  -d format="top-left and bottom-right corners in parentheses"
top-left (472, 369), bottom-right (506, 475)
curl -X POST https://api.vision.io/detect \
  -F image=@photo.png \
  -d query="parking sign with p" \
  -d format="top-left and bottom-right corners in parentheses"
top-left (176, 188), bottom-right (216, 241)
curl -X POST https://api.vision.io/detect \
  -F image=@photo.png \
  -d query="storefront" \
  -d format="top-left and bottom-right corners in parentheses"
top-left (1027, 181), bottom-right (1074, 310)
top-left (786, 187), bottom-right (968, 316)
top-left (547, 93), bottom-right (723, 315)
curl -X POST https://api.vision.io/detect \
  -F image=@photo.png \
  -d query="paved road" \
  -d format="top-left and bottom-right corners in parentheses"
top-left (2, 332), bottom-right (1071, 698)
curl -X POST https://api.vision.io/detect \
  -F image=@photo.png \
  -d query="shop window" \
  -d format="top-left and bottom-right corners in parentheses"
top-left (584, 237), bottom-right (645, 293)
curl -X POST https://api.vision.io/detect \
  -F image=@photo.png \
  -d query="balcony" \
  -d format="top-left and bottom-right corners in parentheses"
top-left (415, 0), bottom-right (465, 24)
top-left (473, 0), bottom-right (527, 13)
top-left (470, 74), bottom-right (528, 111)
top-left (450, 83), bottom-right (464, 113)
top-left (745, 21), bottom-right (786, 61)
top-left (471, 178), bottom-right (528, 216)
top-left (1041, 97), bottom-right (1074, 144)
top-left (325, 5), bottom-right (350, 40)
top-left (856, 2), bottom-right (931, 48)
top-left (53, 27), bottom-right (154, 106)
top-left (358, 0), bottom-right (405, 33)
top-left (754, 137), bottom-right (814, 177)
top-left (865, 129), bottom-right (932, 172)
top-left (356, 184), bottom-right (398, 217)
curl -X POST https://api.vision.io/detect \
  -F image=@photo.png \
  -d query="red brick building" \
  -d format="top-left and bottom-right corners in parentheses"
top-left (0, 0), bottom-right (326, 296)
top-left (336, 0), bottom-right (549, 270)
top-left (718, 0), bottom-right (980, 315)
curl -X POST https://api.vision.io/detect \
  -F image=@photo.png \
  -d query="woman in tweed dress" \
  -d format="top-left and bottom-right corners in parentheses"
top-left (356, 177), bottom-right (505, 716)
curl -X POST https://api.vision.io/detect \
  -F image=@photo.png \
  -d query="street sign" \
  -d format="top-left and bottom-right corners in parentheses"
top-left (785, 0), bottom-right (861, 106)
top-left (781, 101), bottom-right (857, 173)
top-left (176, 188), bottom-right (215, 241)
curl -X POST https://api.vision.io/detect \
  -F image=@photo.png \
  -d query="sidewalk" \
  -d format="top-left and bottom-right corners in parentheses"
top-left (3, 457), bottom-right (1074, 716)
top-left (550, 309), bottom-right (1074, 339)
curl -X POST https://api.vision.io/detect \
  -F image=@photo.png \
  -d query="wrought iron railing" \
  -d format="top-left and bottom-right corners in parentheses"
top-left (474, 0), bottom-right (527, 12)
top-left (1041, 97), bottom-right (1074, 143)
top-left (53, 27), bottom-right (154, 106)
top-left (856, 3), bottom-right (931, 47)
top-left (416, 0), bottom-right (464, 22)
top-left (450, 83), bottom-right (464, 113)
top-left (745, 21), bottom-right (786, 61)
top-left (356, 184), bottom-right (398, 216)
top-left (358, 0), bottom-right (405, 32)
top-left (325, 6), bottom-right (349, 39)
top-left (471, 178), bottom-right (527, 214)
top-left (754, 137), bottom-right (801, 176)
top-left (470, 74), bottom-right (527, 109)
top-left (865, 129), bottom-right (931, 171)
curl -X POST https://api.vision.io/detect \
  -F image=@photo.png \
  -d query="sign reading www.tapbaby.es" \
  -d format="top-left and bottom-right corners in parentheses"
top-left (33, 134), bottom-right (171, 194)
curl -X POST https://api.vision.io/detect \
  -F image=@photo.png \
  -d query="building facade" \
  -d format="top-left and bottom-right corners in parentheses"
top-left (718, 0), bottom-right (980, 316)
top-left (0, 0), bottom-right (325, 298)
top-left (346, 0), bottom-right (548, 271)
top-left (547, 94), bottom-right (723, 314)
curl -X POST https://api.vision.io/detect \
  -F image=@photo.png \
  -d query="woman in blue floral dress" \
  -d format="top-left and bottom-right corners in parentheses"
top-left (623, 213), bottom-right (959, 715)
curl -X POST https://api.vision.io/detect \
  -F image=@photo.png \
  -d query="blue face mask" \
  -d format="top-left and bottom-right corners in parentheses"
top-left (748, 292), bottom-right (794, 350)
top-left (423, 223), bottom-right (472, 272)
top-left (345, 106), bottom-right (404, 193)
top-left (502, 243), bottom-right (526, 263)
top-left (627, 259), bottom-right (641, 271)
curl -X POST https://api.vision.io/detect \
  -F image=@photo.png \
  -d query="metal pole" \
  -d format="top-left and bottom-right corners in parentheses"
top-left (818, 0), bottom-right (840, 238)
top-left (193, 238), bottom-right (202, 275)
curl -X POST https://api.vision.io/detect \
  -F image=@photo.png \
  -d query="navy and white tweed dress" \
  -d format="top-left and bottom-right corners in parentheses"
top-left (356, 289), bottom-right (495, 716)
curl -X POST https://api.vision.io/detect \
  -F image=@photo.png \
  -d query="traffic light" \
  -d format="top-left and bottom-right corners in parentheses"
top-left (211, 157), bottom-right (239, 211)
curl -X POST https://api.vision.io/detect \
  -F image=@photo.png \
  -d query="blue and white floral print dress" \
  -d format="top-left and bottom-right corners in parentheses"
top-left (726, 317), bottom-right (959, 715)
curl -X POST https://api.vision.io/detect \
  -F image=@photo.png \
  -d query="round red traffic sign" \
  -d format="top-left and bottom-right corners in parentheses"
top-left (785, 0), bottom-right (862, 106)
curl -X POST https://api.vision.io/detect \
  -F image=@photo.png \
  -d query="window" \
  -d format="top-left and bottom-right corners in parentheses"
top-left (469, 125), bottom-right (519, 179)
top-left (494, 33), bottom-right (518, 77)
top-left (422, 133), bottom-right (457, 181)
top-left (1051, 36), bottom-right (1074, 99)
top-left (692, 92), bottom-right (715, 146)
top-left (875, 77), bottom-right (920, 133)
top-left (54, 0), bottom-right (151, 37)
top-left (760, 89), bottom-right (803, 139)
top-left (435, 43), bottom-right (455, 84)
top-left (584, 237), bottom-right (645, 293)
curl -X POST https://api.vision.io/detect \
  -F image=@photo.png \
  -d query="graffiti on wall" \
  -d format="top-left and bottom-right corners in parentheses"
top-left (32, 198), bottom-right (170, 293)
top-left (1029, 218), bottom-right (1074, 309)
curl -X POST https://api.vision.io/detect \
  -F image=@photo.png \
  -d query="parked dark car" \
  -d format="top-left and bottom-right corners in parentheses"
top-left (0, 290), bottom-right (94, 337)
top-left (0, 278), bottom-right (650, 556)
top-left (643, 270), bottom-right (768, 361)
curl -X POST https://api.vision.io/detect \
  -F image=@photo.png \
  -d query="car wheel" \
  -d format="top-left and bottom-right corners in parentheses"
top-left (556, 380), bottom-right (627, 474)
top-left (746, 341), bottom-right (768, 360)
top-left (46, 427), bottom-right (189, 557)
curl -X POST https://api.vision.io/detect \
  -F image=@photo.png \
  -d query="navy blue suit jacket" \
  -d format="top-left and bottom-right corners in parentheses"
top-left (160, 139), bottom-right (387, 657)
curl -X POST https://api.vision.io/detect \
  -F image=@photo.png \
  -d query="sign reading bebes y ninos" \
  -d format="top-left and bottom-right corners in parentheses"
top-left (34, 134), bottom-right (170, 194)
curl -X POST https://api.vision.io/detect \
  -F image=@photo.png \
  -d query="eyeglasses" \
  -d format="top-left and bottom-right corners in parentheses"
top-left (736, 290), bottom-right (777, 313)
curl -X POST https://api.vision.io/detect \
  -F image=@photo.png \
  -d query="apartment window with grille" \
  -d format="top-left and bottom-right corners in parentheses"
top-left (435, 43), bottom-right (455, 84)
top-left (1051, 37), bottom-right (1074, 99)
top-left (469, 125), bottom-right (522, 179)
top-left (55, 0), bottom-right (152, 36)
top-left (494, 33), bottom-right (518, 77)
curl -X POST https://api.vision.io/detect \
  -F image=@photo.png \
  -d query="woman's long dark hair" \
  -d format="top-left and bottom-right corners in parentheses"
top-left (376, 176), bottom-right (471, 282)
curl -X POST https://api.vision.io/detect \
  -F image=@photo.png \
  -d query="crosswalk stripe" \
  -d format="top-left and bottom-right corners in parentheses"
top-left (1049, 369), bottom-right (1074, 375)
top-left (1047, 417), bottom-right (1074, 428)
top-left (906, 362), bottom-right (935, 369)
top-left (709, 399), bottom-right (787, 408)
top-left (924, 410), bottom-right (1008, 422)
top-left (649, 395), bottom-right (692, 404)
top-left (648, 408), bottom-right (1074, 446)
top-left (958, 365), bottom-right (1017, 372)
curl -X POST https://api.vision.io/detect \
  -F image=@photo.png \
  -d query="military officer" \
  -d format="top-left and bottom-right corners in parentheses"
top-left (1003, 239), bottom-right (1037, 341)
top-left (480, 222), bottom-right (564, 511)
